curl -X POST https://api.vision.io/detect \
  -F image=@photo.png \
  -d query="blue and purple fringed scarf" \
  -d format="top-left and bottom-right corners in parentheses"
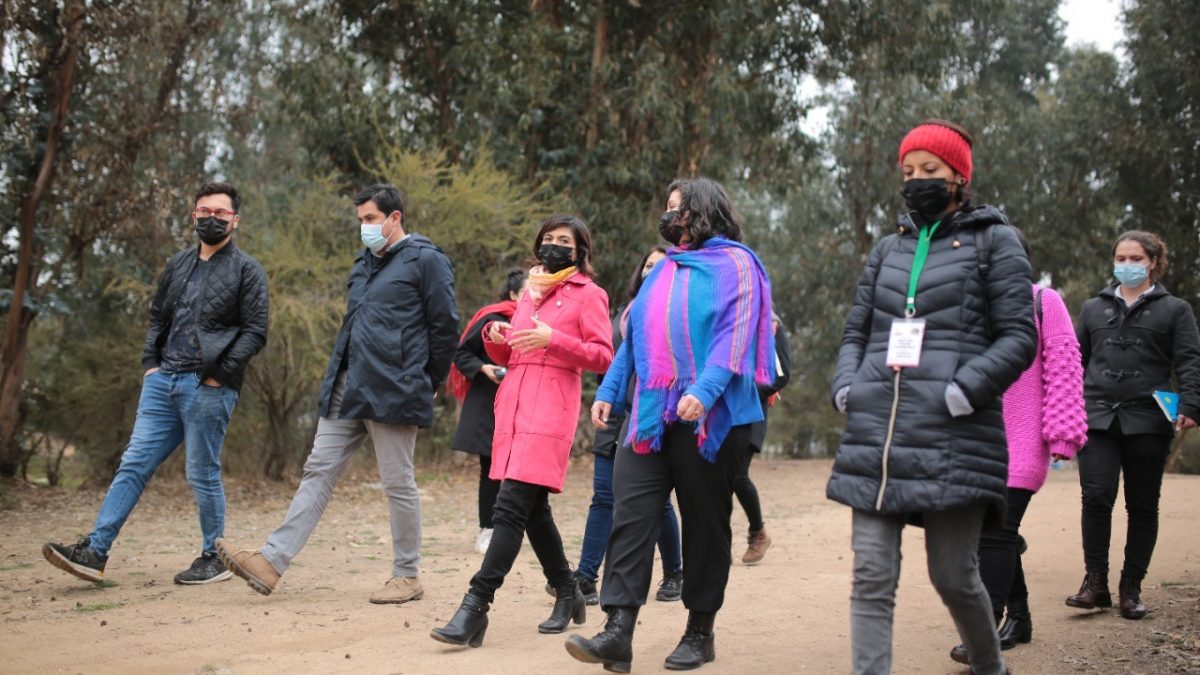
top-left (625, 237), bottom-right (774, 461)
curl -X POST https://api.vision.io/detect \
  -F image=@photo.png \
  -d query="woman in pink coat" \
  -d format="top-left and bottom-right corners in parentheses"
top-left (951, 230), bottom-right (1087, 665)
top-left (432, 214), bottom-right (613, 648)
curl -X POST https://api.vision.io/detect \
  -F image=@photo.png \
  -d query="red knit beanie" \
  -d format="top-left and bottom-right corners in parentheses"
top-left (898, 123), bottom-right (973, 183)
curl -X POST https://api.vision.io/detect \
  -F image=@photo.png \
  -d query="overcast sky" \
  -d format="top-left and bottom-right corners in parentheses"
top-left (1060, 0), bottom-right (1126, 54)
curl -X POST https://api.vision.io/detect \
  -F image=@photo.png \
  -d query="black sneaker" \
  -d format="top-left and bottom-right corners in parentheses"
top-left (43, 538), bottom-right (107, 583)
top-left (174, 552), bottom-right (233, 585)
top-left (578, 574), bottom-right (599, 606)
top-left (656, 570), bottom-right (683, 602)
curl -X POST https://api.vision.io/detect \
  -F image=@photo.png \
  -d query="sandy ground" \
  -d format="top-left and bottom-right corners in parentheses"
top-left (1, 457), bottom-right (1198, 674)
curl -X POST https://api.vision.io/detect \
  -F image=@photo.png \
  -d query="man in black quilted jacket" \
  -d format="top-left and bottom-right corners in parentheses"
top-left (43, 181), bottom-right (269, 586)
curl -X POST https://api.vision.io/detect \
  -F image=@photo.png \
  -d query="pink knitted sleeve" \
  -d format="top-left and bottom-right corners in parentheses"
top-left (1039, 288), bottom-right (1088, 458)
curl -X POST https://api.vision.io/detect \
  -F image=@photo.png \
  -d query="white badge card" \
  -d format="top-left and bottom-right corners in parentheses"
top-left (886, 318), bottom-right (926, 369)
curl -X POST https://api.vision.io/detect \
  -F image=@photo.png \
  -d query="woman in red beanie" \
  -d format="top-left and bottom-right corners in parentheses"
top-left (828, 119), bottom-right (1036, 675)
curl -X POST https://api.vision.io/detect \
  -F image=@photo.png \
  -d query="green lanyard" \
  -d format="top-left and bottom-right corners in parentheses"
top-left (905, 220), bottom-right (941, 317)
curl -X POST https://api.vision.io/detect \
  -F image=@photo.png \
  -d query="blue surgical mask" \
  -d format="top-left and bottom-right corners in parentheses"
top-left (1113, 262), bottom-right (1149, 288)
top-left (360, 222), bottom-right (387, 254)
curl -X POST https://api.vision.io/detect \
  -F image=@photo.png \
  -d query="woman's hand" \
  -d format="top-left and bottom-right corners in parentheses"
top-left (1178, 414), bottom-right (1197, 431)
top-left (481, 364), bottom-right (503, 385)
top-left (509, 318), bottom-right (552, 353)
top-left (592, 401), bottom-right (613, 429)
top-left (1052, 453), bottom-right (1070, 462)
top-left (487, 321), bottom-right (512, 344)
top-left (676, 394), bottom-right (706, 422)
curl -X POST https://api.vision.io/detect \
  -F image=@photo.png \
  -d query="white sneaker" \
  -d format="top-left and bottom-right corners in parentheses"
top-left (476, 528), bottom-right (493, 555)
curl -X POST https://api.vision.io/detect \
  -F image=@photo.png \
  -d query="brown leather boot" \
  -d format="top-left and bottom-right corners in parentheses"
top-left (1118, 572), bottom-right (1147, 619)
top-left (1065, 571), bottom-right (1112, 609)
top-left (742, 528), bottom-right (772, 565)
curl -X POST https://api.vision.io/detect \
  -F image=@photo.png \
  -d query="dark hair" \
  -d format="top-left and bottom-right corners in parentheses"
top-left (498, 267), bottom-right (527, 301)
top-left (1010, 225), bottom-right (1031, 260)
top-left (195, 181), bottom-right (240, 213)
top-left (665, 177), bottom-right (744, 246)
top-left (534, 214), bottom-right (595, 277)
top-left (1113, 230), bottom-right (1169, 282)
top-left (354, 183), bottom-right (406, 218)
top-left (921, 118), bottom-right (975, 147)
top-left (627, 246), bottom-right (668, 299)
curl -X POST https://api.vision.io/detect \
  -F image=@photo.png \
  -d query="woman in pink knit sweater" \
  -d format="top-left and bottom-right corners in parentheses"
top-left (951, 231), bottom-right (1088, 665)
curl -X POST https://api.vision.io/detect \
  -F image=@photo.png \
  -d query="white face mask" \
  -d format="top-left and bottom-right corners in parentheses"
top-left (360, 222), bottom-right (387, 254)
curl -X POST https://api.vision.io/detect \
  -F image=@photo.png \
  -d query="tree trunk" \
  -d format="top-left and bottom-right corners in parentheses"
top-left (0, 0), bottom-right (86, 477)
top-left (584, 0), bottom-right (608, 153)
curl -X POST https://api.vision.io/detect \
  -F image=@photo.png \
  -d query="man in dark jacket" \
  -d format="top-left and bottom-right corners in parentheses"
top-left (44, 181), bottom-right (269, 586)
top-left (218, 184), bottom-right (458, 605)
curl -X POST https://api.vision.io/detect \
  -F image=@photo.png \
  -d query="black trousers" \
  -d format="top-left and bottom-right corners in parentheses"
top-left (477, 455), bottom-right (501, 529)
top-left (978, 487), bottom-right (1034, 619)
top-left (600, 423), bottom-right (748, 613)
top-left (469, 478), bottom-right (572, 603)
top-left (1077, 421), bottom-right (1172, 580)
top-left (733, 445), bottom-right (764, 532)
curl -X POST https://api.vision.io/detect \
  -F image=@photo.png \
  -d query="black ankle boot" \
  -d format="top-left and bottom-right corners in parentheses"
top-left (664, 611), bottom-right (716, 670)
top-left (1118, 572), bottom-right (1147, 620)
top-left (998, 599), bottom-right (1033, 648)
top-left (539, 577), bottom-right (587, 633)
top-left (1066, 571), bottom-right (1112, 609)
top-left (431, 592), bottom-right (489, 648)
top-left (565, 606), bottom-right (638, 673)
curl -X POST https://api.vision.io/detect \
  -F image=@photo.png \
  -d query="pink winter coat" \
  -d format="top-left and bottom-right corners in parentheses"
top-left (1002, 285), bottom-right (1088, 492)
top-left (484, 273), bottom-right (613, 492)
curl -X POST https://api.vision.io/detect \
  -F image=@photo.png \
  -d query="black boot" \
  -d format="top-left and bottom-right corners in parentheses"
top-left (664, 611), bottom-right (716, 670)
top-left (539, 577), bottom-right (587, 633)
top-left (431, 592), bottom-right (489, 648)
top-left (998, 599), bottom-right (1033, 648)
top-left (565, 606), bottom-right (638, 673)
top-left (1118, 572), bottom-right (1147, 620)
top-left (1065, 571), bottom-right (1112, 609)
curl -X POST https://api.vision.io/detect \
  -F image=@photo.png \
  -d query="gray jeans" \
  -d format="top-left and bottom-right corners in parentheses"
top-left (850, 506), bottom-right (1005, 675)
top-left (262, 375), bottom-right (421, 577)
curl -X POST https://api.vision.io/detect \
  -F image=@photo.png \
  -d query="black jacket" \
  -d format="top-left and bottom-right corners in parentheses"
top-left (317, 235), bottom-right (459, 428)
top-left (1077, 284), bottom-right (1200, 436)
top-left (140, 242), bottom-right (269, 391)
top-left (828, 205), bottom-right (1036, 518)
top-left (749, 325), bottom-right (792, 452)
top-left (451, 312), bottom-right (506, 455)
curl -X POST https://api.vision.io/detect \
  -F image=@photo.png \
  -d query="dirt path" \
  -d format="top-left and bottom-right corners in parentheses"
top-left (2, 458), bottom-right (1198, 674)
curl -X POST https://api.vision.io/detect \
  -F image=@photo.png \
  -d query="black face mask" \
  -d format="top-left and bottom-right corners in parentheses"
top-left (658, 210), bottom-right (685, 245)
top-left (900, 178), bottom-right (954, 222)
top-left (196, 216), bottom-right (231, 245)
top-left (537, 243), bottom-right (576, 273)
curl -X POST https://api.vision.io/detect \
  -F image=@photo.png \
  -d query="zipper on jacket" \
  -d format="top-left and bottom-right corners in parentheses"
top-left (874, 368), bottom-right (903, 512)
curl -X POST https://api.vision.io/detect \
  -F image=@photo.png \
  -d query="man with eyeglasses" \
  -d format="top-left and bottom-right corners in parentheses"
top-left (43, 181), bottom-right (269, 586)
top-left (218, 183), bottom-right (459, 605)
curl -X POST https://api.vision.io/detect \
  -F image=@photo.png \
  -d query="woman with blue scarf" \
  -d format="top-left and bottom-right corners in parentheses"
top-left (566, 178), bottom-right (774, 673)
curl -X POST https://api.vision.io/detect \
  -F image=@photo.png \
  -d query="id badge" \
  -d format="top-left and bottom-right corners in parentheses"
top-left (886, 318), bottom-right (926, 369)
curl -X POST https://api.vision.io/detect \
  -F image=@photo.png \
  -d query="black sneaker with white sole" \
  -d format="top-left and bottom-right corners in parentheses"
top-left (174, 552), bottom-right (233, 585)
top-left (656, 570), bottom-right (683, 602)
top-left (43, 538), bottom-right (107, 583)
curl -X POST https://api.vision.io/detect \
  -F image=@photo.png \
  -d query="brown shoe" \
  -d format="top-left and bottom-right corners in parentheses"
top-left (370, 576), bottom-right (424, 604)
top-left (1065, 571), bottom-right (1112, 609)
top-left (742, 528), bottom-right (772, 565)
top-left (215, 538), bottom-right (280, 596)
top-left (1118, 572), bottom-right (1147, 619)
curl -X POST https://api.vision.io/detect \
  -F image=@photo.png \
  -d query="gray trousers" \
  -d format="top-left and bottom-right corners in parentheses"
top-left (850, 506), bottom-right (1005, 675)
top-left (262, 377), bottom-right (421, 577)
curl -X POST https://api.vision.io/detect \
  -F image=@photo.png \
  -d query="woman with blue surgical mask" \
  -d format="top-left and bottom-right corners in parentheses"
top-left (1068, 230), bottom-right (1200, 621)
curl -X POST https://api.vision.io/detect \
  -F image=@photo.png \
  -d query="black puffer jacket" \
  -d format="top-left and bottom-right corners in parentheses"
top-left (1077, 284), bottom-right (1200, 436)
top-left (828, 204), bottom-right (1036, 518)
top-left (317, 235), bottom-right (459, 428)
top-left (141, 242), bottom-right (269, 391)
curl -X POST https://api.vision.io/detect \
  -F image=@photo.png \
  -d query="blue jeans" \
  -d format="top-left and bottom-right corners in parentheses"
top-left (577, 453), bottom-right (681, 581)
top-left (89, 370), bottom-right (238, 557)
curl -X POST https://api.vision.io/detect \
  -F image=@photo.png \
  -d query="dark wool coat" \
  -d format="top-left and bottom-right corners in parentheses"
top-left (828, 205), bottom-right (1037, 518)
top-left (1077, 284), bottom-right (1200, 436)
